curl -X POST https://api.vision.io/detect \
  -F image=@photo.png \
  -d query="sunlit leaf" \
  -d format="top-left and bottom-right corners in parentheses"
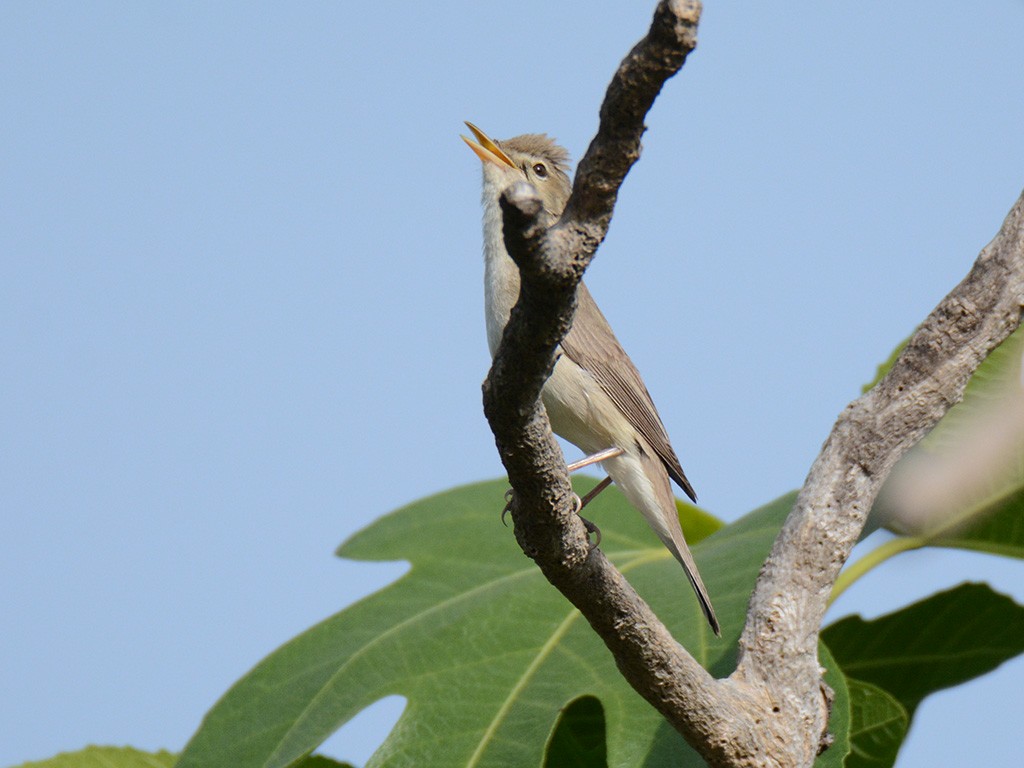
top-left (937, 486), bottom-right (1024, 557)
top-left (675, 500), bottom-right (723, 544)
top-left (9, 747), bottom-right (351, 768)
top-left (867, 326), bottom-right (1024, 557)
top-left (176, 484), bottom-right (848, 768)
top-left (10, 746), bottom-right (176, 768)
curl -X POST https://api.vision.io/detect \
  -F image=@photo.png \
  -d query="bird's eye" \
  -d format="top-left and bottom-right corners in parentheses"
top-left (532, 163), bottom-right (548, 178)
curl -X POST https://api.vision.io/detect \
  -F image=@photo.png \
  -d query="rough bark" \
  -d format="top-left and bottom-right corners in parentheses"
top-left (481, 1), bottom-right (1024, 765)
top-left (733, 190), bottom-right (1024, 763)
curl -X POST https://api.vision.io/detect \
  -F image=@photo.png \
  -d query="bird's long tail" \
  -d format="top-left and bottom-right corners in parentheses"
top-left (608, 449), bottom-right (721, 636)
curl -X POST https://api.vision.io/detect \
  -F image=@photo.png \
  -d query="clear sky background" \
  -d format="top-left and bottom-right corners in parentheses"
top-left (3, 2), bottom-right (1023, 766)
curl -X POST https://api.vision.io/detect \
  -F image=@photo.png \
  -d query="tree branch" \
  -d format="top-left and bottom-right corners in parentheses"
top-left (482, 0), bottom-right (730, 754)
top-left (733, 189), bottom-right (1024, 762)
top-left (480, 0), bottom-right (1024, 764)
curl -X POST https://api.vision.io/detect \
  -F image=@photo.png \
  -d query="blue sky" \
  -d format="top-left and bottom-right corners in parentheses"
top-left (3, 2), bottom-right (1023, 765)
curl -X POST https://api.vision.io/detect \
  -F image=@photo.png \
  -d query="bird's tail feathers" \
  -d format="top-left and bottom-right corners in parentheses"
top-left (634, 451), bottom-right (721, 636)
top-left (658, 527), bottom-right (721, 637)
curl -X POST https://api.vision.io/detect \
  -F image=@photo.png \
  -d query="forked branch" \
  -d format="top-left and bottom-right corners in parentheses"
top-left (480, 0), bottom-right (1024, 764)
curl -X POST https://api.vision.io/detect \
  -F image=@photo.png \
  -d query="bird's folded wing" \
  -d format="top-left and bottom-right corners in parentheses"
top-left (561, 282), bottom-right (697, 502)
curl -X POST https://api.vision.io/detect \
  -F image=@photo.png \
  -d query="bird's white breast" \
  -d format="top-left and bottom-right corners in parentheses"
top-left (480, 181), bottom-right (635, 456)
top-left (481, 187), bottom-right (522, 357)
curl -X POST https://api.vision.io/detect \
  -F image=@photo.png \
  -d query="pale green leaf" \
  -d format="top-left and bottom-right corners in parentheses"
top-left (868, 326), bottom-right (1024, 556)
top-left (6, 747), bottom-right (351, 768)
top-left (10, 746), bottom-right (176, 768)
top-left (177, 484), bottom-right (849, 768)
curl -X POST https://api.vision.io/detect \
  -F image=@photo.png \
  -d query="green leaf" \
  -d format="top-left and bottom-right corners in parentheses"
top-left (674, 499), bottom-right (723, 545)
top-left (935, 485), bottom-right (1024, 557)
top-left (867, 325), bottom-right (1024, 557)
top-left (843, 680), bottom-right (907, 768)
top-left (814, 643), bottom-right (852, 768)
top-left (543, 696), bottom-right (607, 768)
top-left (822, 582), bottom-right (1024, 718)
top-left (6, 748), bottom-right (351, 768)
top-left (178, 483), bottom-right (847, 768)
top-left (10, 746), bottom-right (177, 768)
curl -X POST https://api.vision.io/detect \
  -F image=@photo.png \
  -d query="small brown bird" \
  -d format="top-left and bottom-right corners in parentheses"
top-left (463, 122), bottom-right (719, 635)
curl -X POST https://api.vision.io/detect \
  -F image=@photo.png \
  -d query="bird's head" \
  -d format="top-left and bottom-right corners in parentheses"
top-left (462, 122), bottom-right (572, 218)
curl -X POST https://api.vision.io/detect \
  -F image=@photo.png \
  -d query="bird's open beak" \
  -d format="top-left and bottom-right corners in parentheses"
top-left (461, 121), bottom-right (516, 169)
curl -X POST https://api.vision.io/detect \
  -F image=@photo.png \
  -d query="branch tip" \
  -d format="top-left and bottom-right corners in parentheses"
top-left (667, 0), bottom-right (702, 25)
top-left (500, 181), bottom-right (543, 218)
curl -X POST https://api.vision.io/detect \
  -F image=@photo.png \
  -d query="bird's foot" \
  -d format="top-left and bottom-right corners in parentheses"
top-left (503, 449), bottom-right (620, 525)
top-left (501, 488), bottom-right (515, 526)
top-left (501, 488), bottom-right (584, 523)
top-left (579, 512), bottom-right (602, 549)
top-left (564, 492), bottom-right (604, 549)
top-left (501, 489), bottom-right (600, 548)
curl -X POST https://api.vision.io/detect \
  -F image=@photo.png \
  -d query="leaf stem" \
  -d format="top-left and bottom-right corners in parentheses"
top-left (829, 536), bottom-right (925, 604)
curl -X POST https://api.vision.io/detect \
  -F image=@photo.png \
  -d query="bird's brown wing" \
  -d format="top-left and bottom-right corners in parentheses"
top-left (561, 282), bottom-right (697, 502)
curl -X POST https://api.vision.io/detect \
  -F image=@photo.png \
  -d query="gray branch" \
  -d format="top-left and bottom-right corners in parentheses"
top-left (482, 0), bottom-right (726, 749)
top-left (480, 0), bottom-right (1024, 764)
top-left (734, 190), bottom-right (1024, 763)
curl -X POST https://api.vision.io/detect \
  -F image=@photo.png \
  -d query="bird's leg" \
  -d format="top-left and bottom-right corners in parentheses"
top-left (571, 476), bottom-right (613, 549)
top-left (566, 446), bottom-right (623, 473)
top-left (577, 475), bottom-right (613, 510)
top-left (573, 496), bottom-right (604, 548)
top-left (501, 488), bottom-right (515, 527)
top-left (501, 489), bottom-right (602, 549)
top-left (565, 447), bottom-right (622, 547)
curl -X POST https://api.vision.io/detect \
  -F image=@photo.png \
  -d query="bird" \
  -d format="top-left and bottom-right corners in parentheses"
top-left (463, 122), bottom-right (720, 635)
